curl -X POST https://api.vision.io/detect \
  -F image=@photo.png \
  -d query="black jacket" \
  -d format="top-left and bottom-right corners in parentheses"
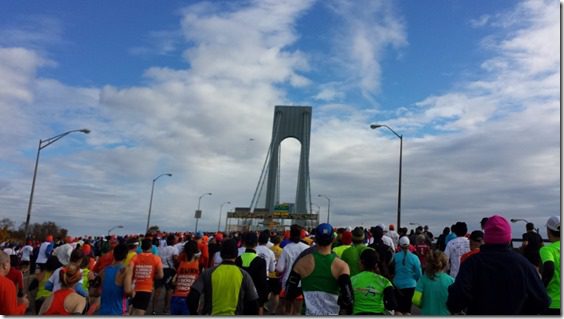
top-left (447, 244), bottom-right (549, 315)
top-left (236, 248), bottom-right (268, 305)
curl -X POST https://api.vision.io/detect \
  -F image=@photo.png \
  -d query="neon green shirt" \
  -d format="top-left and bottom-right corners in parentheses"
top-left (540, 240), bottom-right (560, 309)
top-left (332, 244), bottom-right (351, 258)
top-left (341, 244), bottom-right (369, 276)
top-left (351, 271), bottom-right (392, 314)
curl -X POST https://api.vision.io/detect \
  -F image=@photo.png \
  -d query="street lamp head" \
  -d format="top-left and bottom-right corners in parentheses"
top-left (317, 194), bottom-right (323, 197)
top-left (117, 225), bottom-right (124, 228)
top-left (370, 124), bottom-right (382, 129)
top-left (166, 173), bottom-right (172, 177)
top-left (227, 201), bottom-right (231, 204)
top-left (207, 192), bottom-right (212, 195)
top-left (80, 129), bottom-right (91, 134)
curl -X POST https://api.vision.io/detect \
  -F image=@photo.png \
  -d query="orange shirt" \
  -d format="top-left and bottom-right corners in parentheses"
top-left (173, 260), bottom-right (200, 297)
top-left (131, 253), bottom-right (163, 292)
top-left (93, 251), bottom-right (113, 274)
top-left (460, 248), bottom-right (480, 264)
top-left (0, 275), bottom-right (27, 315)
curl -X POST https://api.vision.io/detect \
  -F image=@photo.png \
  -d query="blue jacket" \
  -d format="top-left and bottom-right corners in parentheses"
top-left (447, 244), bottom-right (549, 315)
top-left (393, 250), bottom-right (422, 289)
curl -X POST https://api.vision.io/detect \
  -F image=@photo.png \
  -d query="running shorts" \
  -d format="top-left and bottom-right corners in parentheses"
top-left (269, 277), bottom-right (282, 295)
top-left (131, 291), bottom-right (152, 311)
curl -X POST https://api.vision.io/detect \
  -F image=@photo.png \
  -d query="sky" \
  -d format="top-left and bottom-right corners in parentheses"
top-left (0, 0), bottom-right (560, 239)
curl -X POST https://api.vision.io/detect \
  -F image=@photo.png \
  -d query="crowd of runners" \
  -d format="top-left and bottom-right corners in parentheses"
top-left (0, 214), bottom-right (560, 315)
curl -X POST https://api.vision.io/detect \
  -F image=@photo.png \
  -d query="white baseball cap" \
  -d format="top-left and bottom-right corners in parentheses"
top-left (399, 236), bottom-right (410, 247)
top-left (546, 216), bottom-right (560, 232)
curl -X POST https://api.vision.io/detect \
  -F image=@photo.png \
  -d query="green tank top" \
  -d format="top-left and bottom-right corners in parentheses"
top-left (301, 251), bottom-right (339, 294)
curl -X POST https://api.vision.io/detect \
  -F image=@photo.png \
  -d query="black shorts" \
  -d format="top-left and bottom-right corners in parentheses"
top-left (132, 291), bottom-right (152, 310)
top-left (269, 277), bottom-right (282, 295)
top-left (154, 268), bottom-right (175, 289)
top-left (395, 287), bottom-right (415, 313)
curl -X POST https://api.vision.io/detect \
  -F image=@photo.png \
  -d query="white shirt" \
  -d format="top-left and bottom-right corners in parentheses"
top-left (382, 235), bottom-right (395, 249)
top-left (48, 267), bottom-right (83, 292)
top-left (36, 241), bottom-right (52, 264)
top-left (158, 245), bottom-right (179, 269)
top-left (276, 241), bottom-right (309, 287)
top-left (255, 244), bottom-right (276, 275)
top-left (20, 245), bottom-right (34, 262)
top-left (444, 236), bottom-right (470, 278)
top-left (388, 231), bottom-right (400, 247)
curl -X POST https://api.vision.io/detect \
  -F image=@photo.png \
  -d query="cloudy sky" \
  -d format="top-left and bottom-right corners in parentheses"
top-left (0, 0), bottom-right (560, 238)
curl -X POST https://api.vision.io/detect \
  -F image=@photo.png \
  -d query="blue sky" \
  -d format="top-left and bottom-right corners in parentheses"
top-left (0, 0), bottom-right (560, 238)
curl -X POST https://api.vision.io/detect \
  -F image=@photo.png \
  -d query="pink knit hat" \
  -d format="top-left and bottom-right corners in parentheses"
top-left (484, 215), bottom-right (512, 244)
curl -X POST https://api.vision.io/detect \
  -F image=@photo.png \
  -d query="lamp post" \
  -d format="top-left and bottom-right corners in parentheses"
top-left (218, 201), bottom-right (231, 232)
top-left (107, 225), bottom-right (124, 237)
top-left (317, 194), bottom-right (331, 224)
top-left (195, 192), bottom-right (212, 233)
top-left (146, 173), bottom-right (172, 234)
top-left (370, 123), bottom-right (403, 230)
top-left (24, 128), bottom-right (90, 235)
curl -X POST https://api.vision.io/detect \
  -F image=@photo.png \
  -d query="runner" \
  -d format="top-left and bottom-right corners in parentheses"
top-left (521, 222), bottom-right (544, 269)
top-left (39, 263), bottom-right (86, 315)
top-left (170, 240), bottom-right (200, 315)
top-left (392, 236), bottom-right (421, 315)
top-left (255, 230), bottom-right (276, 314)
top-left (28, 255), bottom-right (57, 314)
top-left (35, 235), bottom-right (54, 273)
top-left (388, 224), bottom-right (400, 248)
top-left (236, 232), bottom-right (268, 315)
top-left (19, 240), bottom-right (33, 275)
top-left (97, 243), bottom-right (129, 315)
top-left (444, 222), bottom-right (470, 278)
top-left (447, 214), bottom-right (549, 315)
top-left (0, 251), bottom-right (29, 315)
top-left (125, 238), bottom-right (164, 315)
top-left (286, 223), bottom-right (353, 315)
top-left (45, 249), bottom-right (88, 297)
top-left (540, 216), bottom-right (560, 315)
top-left (460, 230), bottom-right (483, 264)
top-left (153, 234), bottom-right (178, 314)
top-left (267, 234), bottom-right (283, 314)
top-left (275, 224), bottom-right (309, 315)
top-left (341, 226), bottom-right (368, 276)
top-left (332, 230), bottom-right (352, 258)
top-left (351, 248), bottom-right (397, 315)
top-left (187, 238), bottom-right (259, 315)
top-left (412, 250), bottom-right (454, 315)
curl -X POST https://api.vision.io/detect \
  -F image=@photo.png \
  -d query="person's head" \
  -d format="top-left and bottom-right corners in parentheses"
top-left (270, 235), bottom-right (281, 246)
top-left (425, 250), bottom-right (448, 279)
top-left (480, 217), bottom-right (489, 230)
top-left (546, 216), bottom-right (560, 241)
top-left (442, 227), bottom-right (450, 235)
top-left (389, 224), bottom-right (395, 231)
top-left (525, 222), bottom-right (535, 232)
top-left (126, 237), bottom-right (139, 250)
top-left (469, 230), bottom-right (484, 249)
top-left (60, 263), bottom-right (82, 288)
top-left (258, 230), bottom-right (270, 246)
top-left (289, 224), bottom-right (302, 243)
top-left (166, 234), bottom-right (176, 246)
top-left (244, 232), bottom-right (258, 248)
top-left (483, 215), bottom-right (512, 245)
top-left (315, 223), bottom-right (335, 247)
top-left (340, 231), bottom-right (352, 245)
top-left (352, 227), bottom-right (365, 244)
top-left (220, 239), bottom-right (238, 260)
top-left (359, 248), bottom-right (379, 273)
top-left (0, 251), bottom-right (10, 276)
top-left (454, 222), bottom-right (467, 237)
top-left (183, 240), bottom-right (200, 261)
top-left (399, 236), bottom-right (410, 250)
top-left (141, 238), bottom-right (152, 252)
top-left (70, 248), bottom-right (84, 264)
top-left (113, 243), bottom-right (128, 262)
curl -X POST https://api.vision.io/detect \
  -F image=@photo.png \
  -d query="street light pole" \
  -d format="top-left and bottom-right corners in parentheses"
top-left (510, 218), bottom-right (538, 233)
top-left (146, 173), bottom-right (172, 234)
top-left (195, 192), bottom-right (212, 233)
top-left (317, 194), bottom-right (331, 224)
top-left (24, 128), bottom-right (90, 236)
top-left (218, 201), bottom-right (231, 232)
top-left (370, 124), bottom-right (403, 230)
top-left (107, 225), bottom-right (124, 237)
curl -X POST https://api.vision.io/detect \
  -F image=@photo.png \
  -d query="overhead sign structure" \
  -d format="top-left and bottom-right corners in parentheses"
top-left (227, 211), bottom-right (318, 220)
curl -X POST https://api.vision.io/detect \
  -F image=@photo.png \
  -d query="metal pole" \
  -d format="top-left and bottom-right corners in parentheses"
top-left (218, 201), bottom-right (230, 232)
top-left (397, 135), bottom-right (403, 230)
top-left (327, 197), bottom-right (331, 224)
top-left (24, 140), bottom-right (42, 236)
top-left (146, 180), bottom-right (156, 234)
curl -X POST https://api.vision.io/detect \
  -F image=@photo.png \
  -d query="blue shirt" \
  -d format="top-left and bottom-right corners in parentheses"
top-left (393, 250), bottom-right (422, 289)
top-left (99, 264), bottom-right (127, 315)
